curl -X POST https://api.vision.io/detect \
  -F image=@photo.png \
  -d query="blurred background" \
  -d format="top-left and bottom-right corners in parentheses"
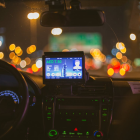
top-left (0, 0), bottom-right (140, 78)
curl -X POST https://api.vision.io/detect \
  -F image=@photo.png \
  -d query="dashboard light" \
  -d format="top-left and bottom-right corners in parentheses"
top-left (9, 44), bottom-right (16, 51)
top-left (51, 28), bottom-right (62, 35)
top-left (130, 33), bottom-right (136, 41)
top-left (0, 52), bottom-right (4, 59)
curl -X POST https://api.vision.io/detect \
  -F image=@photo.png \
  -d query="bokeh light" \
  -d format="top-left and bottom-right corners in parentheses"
top-left (62, 49), bottom-right (69, 52)
top-left (111, 48), bottom-right (119, 56)
top-left (116, 52), bottom-right (122, 59)
top-left (27, 47), bottom-right (32, 54)
top-left (0, 41), bottom-right (2, 47)
top-left (20, 60), bottom-right (26, 68)
top-left (51, 28), bottom-right (62, 35)
top-left (12, 56), bottom-right (19, 64)
top-left (134, 58), bottom-right (140, 66)
top-left (25, 57), bottom-right (31, 65)
top-left (9, 52), bottom-right (15, 59)
top-left (26, 68), bottom-right (33, 74)
top-left (28, 45), bottom-right (36, 53)
top-left (107, 68), bottom-right (114, 76)
top-left (27, 12), bottom-right (39, 20)
top-left (120, 47), bottom-right (126, 54)
top-left (36, 58), bottom-right (42, 68)
top-left (15, 46), bottom-right (21, 54)
top-left (31, 64), bottom-right (39, 72)
top-left (9, 44), bottom-right (16, 51)
top-left (122, 56), bottom-right (127, 63)
top-left (0, 52), bottom-right (4, 59)
top-left (116, 42), bottom-right (125, 50)
top-left (17, 57), bottom-right (21, 65)
top-left (119, 68), bottom-right (126, 76)
top-left (33, 12), bottom-right (39, 19)
top-left (130, 33), bottom-right (136, 41)
top-left (17, 50), bottom-right (23, 56)
top-left (121, 63), bottom-right (130, 72)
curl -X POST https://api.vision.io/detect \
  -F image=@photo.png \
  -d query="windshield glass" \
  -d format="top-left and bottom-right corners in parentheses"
top-left (0, 0), bottom-right (138, 78)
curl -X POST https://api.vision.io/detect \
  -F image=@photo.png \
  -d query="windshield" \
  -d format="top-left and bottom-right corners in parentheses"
top-left (0, 0), bottom-right (138, 78)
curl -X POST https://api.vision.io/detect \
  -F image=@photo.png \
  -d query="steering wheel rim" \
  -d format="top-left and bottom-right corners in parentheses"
top-left (0, 60), bottom-right (29, 139)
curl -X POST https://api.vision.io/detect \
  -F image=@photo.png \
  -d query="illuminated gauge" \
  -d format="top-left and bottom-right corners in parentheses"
top-left (0, 90), bottom-right (19, 104)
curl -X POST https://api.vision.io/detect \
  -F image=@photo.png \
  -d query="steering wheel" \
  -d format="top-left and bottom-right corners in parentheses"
top-left (0, 60), bottom-right (29, 139)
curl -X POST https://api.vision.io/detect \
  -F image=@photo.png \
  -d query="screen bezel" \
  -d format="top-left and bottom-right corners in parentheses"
top-left (43, 52), bottom-right (85, 85)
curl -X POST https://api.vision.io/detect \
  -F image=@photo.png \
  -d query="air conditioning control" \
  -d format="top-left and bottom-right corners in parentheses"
top-left (93, 130), bottom-right (103, 139)
top-left (48, 129), bottom-right (59, 139)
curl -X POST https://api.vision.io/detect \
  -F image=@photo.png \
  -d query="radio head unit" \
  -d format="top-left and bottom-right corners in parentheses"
top-left (43, 51), bottom-right (85, 85)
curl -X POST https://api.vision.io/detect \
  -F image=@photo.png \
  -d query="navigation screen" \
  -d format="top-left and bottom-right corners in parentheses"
top-left (45, 57), bottom-right (83, 79)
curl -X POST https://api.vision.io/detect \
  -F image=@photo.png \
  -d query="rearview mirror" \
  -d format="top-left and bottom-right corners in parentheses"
top-left (40, 10), bottom-right (105, 27)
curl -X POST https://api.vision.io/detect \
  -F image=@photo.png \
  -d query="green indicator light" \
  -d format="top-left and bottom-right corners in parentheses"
top-left (103, 99), bottom-right (104, 102)
top-left (60, 112), bottom-right (61, 115)
top-left (69, 132), bottom-right (75, 135)
top-left (47, 117), bottom-right (51, 119)
top-left (102, 113), bottom-right (107, 116)
top-left (48, 107), bottom-right (52, 109)
top-left (52, 98), bottom-right (53, 100)
top-left (49, 130), bottom-right (57, 137)
top-left (95, 99), bottom-right (98, 101)
top-left (82, 119), bottom-right (86, 121)
top-left (92, 113), bottom-right (94, 115)
top-left (62, 131), bottom-right (66, 135)
top-left (77, 132), bottom-right (83, 135)
top-left (79, 113), bottom-right (81, 115)
top-left (58, 99), bottom-right (60, 101)
top-left (73, 113), bottom-right (74, 115)
top-left (47, 113), bottom-right (51, 115)
top-left (63, 136), bottom-right (65, 137)
top-left (62, 99), bottom-right (64, 101)
top-left (86, 132), bottom-right (89, 135)
top-left (86, 113), bottom-right (87, 115)
top-left (97, 135), bottom-right (101, 138)
top-left (103, 120), bottom-right (106, 121)
top-left (92, 100), bottom-right (93, 101)
top-left (66, 119), bottom-right (71, 121)
top-left (46, 100), bottom-right (47, 102)
top-left (103, 108), bottom-right (107, 111)
top-left (66, 112), bottom-right (68, 115)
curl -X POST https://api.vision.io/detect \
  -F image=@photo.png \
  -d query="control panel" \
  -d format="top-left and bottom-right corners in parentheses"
top-left (43, 96), bottom-right (113, 140)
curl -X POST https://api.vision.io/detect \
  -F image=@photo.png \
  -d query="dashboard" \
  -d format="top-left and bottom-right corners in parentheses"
top-left (0, 67), bottom-right (140, 140)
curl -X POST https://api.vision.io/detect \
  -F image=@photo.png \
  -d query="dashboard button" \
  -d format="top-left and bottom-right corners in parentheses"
top-left (48, 129), bottom-right (59, 139)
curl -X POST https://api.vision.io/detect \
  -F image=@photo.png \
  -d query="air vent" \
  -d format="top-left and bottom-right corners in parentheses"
top-left (78, 85), bottom-right (106, 95)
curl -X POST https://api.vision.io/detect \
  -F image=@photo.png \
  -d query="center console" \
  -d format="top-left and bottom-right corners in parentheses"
top-left (42, 52), bottom-right (114, 140)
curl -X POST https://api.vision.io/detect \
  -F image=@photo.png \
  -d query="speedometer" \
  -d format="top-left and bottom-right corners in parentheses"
top-left (0, 90), bottom-right (19, 104)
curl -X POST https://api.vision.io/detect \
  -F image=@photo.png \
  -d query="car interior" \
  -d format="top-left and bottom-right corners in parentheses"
top-left (0, 0), bottom-right (140, 140)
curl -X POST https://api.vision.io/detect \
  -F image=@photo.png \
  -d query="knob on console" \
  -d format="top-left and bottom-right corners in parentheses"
top-left (48, 129), bottom-right (59, 139)
top-left (93, 130), bottom-right (103, 139)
